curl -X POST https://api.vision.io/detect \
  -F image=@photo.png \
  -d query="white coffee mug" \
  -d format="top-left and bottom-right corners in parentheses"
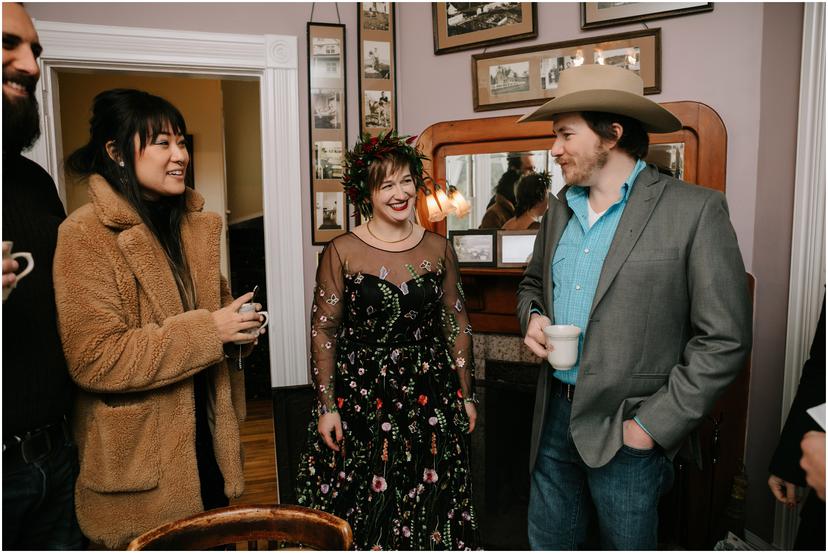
top-left (542, 324), bottom-right (581, 370)
top-left (239, 302), bottom-right (268, 336)
top-left (2, 241), bottom-right (34, 301)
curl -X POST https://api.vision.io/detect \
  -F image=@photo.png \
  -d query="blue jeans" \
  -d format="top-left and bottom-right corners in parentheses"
top-left (528, 393), bottom-right (674, 550)
top-left (3, 438), bottom-right (85, 550)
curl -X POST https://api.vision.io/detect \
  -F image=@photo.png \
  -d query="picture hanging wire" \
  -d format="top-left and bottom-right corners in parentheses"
top-left (309, 2), bottom-right (342, 24)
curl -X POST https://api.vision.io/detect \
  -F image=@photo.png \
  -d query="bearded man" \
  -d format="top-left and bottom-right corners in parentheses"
top-left (3, 3), bottom-right (84, 549)
top-left (516, 64), bottom-right (752, 550)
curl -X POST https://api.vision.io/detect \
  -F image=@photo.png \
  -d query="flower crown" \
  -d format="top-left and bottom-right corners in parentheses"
top-left (342, 131), bottom-right (429, 219)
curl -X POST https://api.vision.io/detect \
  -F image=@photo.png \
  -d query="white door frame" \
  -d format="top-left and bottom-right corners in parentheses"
top-left (774, 3), bottom-right (826, 549)
top-left (31, 20), bottom-right (308, 389)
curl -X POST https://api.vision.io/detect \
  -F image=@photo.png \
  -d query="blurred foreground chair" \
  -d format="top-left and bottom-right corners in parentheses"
top-left (127, 504), bottom-right (353, 551)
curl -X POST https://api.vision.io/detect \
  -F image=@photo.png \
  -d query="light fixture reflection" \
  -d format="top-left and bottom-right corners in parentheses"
top-left (434, 187), bottom-right (456, 217)
top-left (447, 186), bottom-right (471, 218)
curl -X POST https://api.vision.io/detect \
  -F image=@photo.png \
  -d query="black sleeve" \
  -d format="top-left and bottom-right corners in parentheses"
top-left (768, 298), bottom-right (826, 485)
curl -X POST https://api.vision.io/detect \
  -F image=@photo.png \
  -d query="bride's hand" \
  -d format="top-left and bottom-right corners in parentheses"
top-left (464, 402), bottom-right (477, 434)
top-left (318, 412), bottom-right (343, 451)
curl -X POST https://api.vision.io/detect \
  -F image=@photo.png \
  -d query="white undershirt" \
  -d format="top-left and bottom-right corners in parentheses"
top-left (587, 200), bottom-right (606, 228)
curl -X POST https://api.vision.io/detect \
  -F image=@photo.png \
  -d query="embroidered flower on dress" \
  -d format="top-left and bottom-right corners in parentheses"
top-left (455, 299), bottom-right (463, 312)
top-left (402, 526), bottom-right (411, 538)
top-left (431, 531), bottom-right (442, 544)
top-left (400, 281), bottom-right (409, 295)
top-left (420, 260), bottom-right (432, 271)
top-left (371, 475), bottom-right (388, 492)
top-left (418, 395), bottom-right (428, 406)
top-left (423, 468), bottom-right (438, 484)
top-left (457, 357), bottom-right (466, 368)
top-left (367, 306), bottom-right (375, 315)
top-left (358, 367), bottom-right (365, 375)
top-left (428, 416), bottom-right (438, 426)
top-left (354, 273), bottom-right (364, 284)
top-left (382, 422), bottom-right (392, 432)
top-left (379, 266), bottom-right (389, 280)
top-left (320, 483), bottom-right (330, 494)
top-left (349, 381), bottom-right (357, 389)
top-left (462, 511), bottom-right (471, 521)
top-left (464, 324), bottom-right (473, 335)
top-left (404, 310), bottom-right (418, 319)
top-left (326, 293), bottom-right (339, 305)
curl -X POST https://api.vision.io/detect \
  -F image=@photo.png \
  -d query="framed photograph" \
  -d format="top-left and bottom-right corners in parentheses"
top-left (496, 230), bottom-right (538, 268)
top-left (472, 28), bottom-right (661, 112)
top-left (646, 142), bottom-right (685, 180)
top-left (432, 2), bottom-right (537, 55)
top-left (449, 230), bottom-right (497, 267)
top-left (581, 2), bottom-right (713, 30)
top-left (308, 22), bottom-right (349, 244)
top-left (313, 184), bottom-right (347, 243)
top-left (359, 2), bottom-right (397, 137)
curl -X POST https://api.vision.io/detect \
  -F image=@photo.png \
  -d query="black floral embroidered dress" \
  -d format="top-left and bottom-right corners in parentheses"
top-left (296, 231), bottom-right (479, 550)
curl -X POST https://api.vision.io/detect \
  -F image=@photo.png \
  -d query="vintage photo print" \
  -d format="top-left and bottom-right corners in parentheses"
top-left (314, 141), bottom-right (343, 180)
top-left (311, 88), bottom-right (343, 130)
top-left (364, 90), bottom-right (392, 128)
top-left (311, 37), bottom-right (342, 80)
top-left (452, 232), bottom-right (495, 264)
top-left (595, 46), bottom-right (641, 74)
top-left (362, 2), bottom-right (390, 31)
top-left (447, 2), bottom-right (524, 37)
top-left (540, 55), bottom-right (578, 90)
top-left (315, 191), bottom-right (344, 231)
top-left (489, 61), bottom-right (530, 96)
top-left (363, 40), bottom-right (392, 80)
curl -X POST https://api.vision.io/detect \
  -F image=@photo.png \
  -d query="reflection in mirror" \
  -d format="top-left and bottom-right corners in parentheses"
top-left (646, 142), bottom-right (684, 179)
top-left (445, 150), bottom-right (566, 232)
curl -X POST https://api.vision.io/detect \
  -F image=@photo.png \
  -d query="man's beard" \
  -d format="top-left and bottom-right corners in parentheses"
top-left (558, 144), bottom-right (609, 186)
top-left (3, 82), bottom-right (41, 155)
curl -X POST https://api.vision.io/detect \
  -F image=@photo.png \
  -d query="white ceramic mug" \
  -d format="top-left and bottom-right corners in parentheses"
top-left (542, 324), bottom-right (581, 370)
top-left (238, 302), bottom-right (268, 336)
top-left (2, 241), bottom-right (34, 301)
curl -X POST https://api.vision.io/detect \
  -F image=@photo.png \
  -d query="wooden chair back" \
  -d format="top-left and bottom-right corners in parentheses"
top-left (126, 504), bottom-right (353, 551)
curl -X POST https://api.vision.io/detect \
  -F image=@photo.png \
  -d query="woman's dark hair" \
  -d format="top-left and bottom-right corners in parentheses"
top-left (514, 173), bottom-right (550, 218)
top-left (581, 111), bottom-right (649, 159)
top-left (366, 150), bottom-right (418, 195)
top-left (66, 89), bottom-right (194, 307)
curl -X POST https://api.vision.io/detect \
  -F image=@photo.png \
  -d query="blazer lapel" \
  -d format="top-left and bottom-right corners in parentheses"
top-left (544, 188), bottom-right (574, 322)
top-left (590, 166), bottom-right (666, 314)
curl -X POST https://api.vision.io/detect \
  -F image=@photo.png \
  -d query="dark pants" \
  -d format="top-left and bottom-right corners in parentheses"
top-left (3, 438), bottom-right (85, 550)
top-left (528, 392), bottom-right (674, 550)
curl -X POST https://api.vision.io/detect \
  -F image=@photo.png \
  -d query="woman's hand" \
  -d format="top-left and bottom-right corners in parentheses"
top-left (464, 401), bottom-right (477, 433)
top-left (211, 292), bottom-right (264, 344)
top-left (318, 412), bottom-right (344, 452)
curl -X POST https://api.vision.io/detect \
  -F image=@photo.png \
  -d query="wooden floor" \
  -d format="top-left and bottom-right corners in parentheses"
top-left (232, 398), bottom-right (279, 505)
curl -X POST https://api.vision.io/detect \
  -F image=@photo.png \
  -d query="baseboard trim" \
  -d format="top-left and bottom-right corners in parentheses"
top-left (745, 529), bottom-right (778, 550)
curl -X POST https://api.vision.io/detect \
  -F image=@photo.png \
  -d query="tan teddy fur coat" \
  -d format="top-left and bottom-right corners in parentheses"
top-left (53, 175), bottom-right (247, 549)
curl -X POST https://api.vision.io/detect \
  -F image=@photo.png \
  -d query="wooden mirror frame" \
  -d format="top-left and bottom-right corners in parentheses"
top-left (414, 101), bottom-right (727, 235)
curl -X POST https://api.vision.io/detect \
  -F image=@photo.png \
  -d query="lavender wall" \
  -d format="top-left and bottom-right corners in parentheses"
top-left (26, 2), bottom-right (806, 543)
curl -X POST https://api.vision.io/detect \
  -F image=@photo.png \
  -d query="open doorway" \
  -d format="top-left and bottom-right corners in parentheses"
top-left (55, 69), bottom-right (276, 504)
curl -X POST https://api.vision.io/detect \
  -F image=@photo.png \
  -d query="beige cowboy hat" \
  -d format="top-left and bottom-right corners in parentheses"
top-left (518, 64), bottom-right (681, 133)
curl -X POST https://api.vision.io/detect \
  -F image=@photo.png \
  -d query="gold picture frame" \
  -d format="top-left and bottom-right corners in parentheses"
top-left (472, 28), bottom-right (661, 112)
top-left (433, 2), bottom-right (537, 55)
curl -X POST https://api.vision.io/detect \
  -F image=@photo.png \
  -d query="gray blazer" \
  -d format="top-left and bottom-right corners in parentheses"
top-left (517, 164), bottom-right (752, 471)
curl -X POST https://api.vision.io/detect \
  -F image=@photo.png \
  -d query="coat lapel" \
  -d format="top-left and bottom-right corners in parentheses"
top-left (181, 213), bottom-right (223, 312)
top-left (590, 166), bottom-right (666, 313)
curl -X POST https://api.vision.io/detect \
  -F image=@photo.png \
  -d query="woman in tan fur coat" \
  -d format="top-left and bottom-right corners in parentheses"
top-left (53, 89), bottom-right (265, 549)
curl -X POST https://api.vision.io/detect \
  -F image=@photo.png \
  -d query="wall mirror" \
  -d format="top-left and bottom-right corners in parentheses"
top-left (415, 102), bottom-right (726, 248)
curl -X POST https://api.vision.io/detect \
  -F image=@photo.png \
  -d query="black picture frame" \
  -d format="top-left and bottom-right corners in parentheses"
top-left (307, 22), bottom-right (349, 245)
top-left (449, 229), bottom-right (497, 267)
top-left (358, 2), bottom-right (398, 138)
top-left (581, 2), bottom-right (713, 30)
top-left (496, 229), bottom-right (538, 268)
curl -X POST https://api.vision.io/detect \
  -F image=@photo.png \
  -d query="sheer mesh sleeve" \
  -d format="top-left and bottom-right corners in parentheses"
top-left (439, 240), bottom-right (476, 401)
top-left (311, 242), bottom-right (345, 415)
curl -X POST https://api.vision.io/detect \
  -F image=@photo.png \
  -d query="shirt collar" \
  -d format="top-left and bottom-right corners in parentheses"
top-left (566, 158), bottom-right (647, 205)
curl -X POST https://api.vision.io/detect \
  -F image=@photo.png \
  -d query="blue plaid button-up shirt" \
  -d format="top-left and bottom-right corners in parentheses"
top-left (552, 158), bottom-right (646, 386)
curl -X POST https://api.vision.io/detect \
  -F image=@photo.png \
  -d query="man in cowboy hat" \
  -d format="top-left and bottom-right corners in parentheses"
top-left (516, 64), bottom-right (752, 549)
